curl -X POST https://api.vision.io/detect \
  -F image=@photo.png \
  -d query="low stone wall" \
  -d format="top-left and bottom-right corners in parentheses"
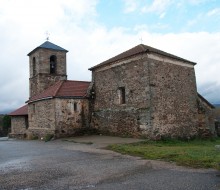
top-left (10, 116), bottom-right (28, 138)
top-left (28, 99), bottom-right (55, 138)
top-left (197, 96), bottom-right (215, 138)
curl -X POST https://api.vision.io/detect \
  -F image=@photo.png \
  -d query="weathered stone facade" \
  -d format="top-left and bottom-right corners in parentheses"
top-left (10, 116), bottom-right (28, 138)
top-left (10, 42), bottom-right (216, 140)
top-left (197, 94), bottom-right (215, 137)
top-left (90, 47), bottom-right (199, 139)
top-left (29, 46), bottom-right (67, 97)
top-left (55, 98), bottom-right (90, 137)
top-left (28, 99), bottom-right (55, 137)
top-left (28, 98), bottom-right (89, 138)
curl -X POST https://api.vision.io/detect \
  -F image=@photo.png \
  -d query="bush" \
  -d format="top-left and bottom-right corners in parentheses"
top-left (2, 115), bottom-right (11, 136)
top-left (44, 134), bottom-right (54, 142)
top-left (28, 134), bottom-right (38, 140)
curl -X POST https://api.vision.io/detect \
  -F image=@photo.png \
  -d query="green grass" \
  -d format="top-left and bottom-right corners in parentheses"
top-left (108, 138), bottom-right (220, 169)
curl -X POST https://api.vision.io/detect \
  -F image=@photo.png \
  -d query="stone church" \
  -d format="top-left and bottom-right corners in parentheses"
top-left (9, 41), bottom-right (215, 139)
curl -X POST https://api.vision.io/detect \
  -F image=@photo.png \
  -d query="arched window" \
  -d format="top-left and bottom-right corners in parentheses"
top-left (50, 55), bottom-right (57, 74)
top-left (33, 57), bottom-right (36, 76)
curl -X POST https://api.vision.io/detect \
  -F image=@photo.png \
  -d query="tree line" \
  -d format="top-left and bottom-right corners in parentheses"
top-left (0, 115), bottom-right (11, 137)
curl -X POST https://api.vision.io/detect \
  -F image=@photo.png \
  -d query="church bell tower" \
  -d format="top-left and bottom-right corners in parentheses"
top-left (28, 41), bottom-right (68, 97)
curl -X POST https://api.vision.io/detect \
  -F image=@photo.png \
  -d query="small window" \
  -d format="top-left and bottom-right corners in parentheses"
top-left (118, 87), bottom-right (126, 104)
top-left (33, 57), bottom-right (36, 76)
top-left (50, 55), bottom-right (57, 74)
top-left (74, 102), bottom-right (77, 112)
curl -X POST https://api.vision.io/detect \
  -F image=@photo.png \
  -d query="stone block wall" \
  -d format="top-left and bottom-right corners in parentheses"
top-left (148, 54), bottom-right (198, 139)
top-left (29, 74), bottom-right (66, 97)
top-left (91, 55), bottom-right (151, 137)
top-left (55, 98), bottom-right (90, 137)
top-left (197, 96), bottom-right (215, 137)
top-left (28, 99), bottom-right (55, 138)
top-left (29, 49), bottom-right (67, 97)
top-left (28, 98), bottom-right (90, 138)
top-left (10, 116), bottom-right (28, 138)
top-left (91, 52), bottom-right (198, 139)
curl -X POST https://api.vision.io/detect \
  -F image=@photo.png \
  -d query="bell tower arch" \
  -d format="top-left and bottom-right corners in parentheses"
top-left (28, 41), bottom-right (68, 97)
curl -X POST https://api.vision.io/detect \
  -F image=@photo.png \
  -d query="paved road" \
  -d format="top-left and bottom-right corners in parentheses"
top-left (0, 137), bottom-right (219, 190)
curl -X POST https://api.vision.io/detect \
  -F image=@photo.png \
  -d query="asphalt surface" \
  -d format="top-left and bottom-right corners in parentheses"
top-left (0, 136), bottom-right (219, 190)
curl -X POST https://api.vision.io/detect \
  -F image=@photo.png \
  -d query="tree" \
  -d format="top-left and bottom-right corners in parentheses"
top-left (2, 115), bottom-right (11, 135)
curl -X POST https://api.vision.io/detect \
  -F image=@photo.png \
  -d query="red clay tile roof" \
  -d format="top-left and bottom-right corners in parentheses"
top-left (27, 80), bottom-right (90, 103)
top-left (9, 105), bottom-right (28, 116)
top-left (89, 44), bottom-right (196, 71)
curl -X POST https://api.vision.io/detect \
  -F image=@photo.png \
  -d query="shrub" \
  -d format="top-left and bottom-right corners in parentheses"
top-left (28, 134), bottom-right (38, 140)
top-left (44, 134), bottom-right (54, 142)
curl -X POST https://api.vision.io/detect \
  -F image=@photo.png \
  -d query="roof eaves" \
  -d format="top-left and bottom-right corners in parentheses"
top-left (88, 51), bottom-right (145, 71)
top-left (27, 47), bottom-right (68, 56)
top-left (151, 50), bottom-right (196, 65)
top-left (54, 96), bottom-right (88, 99)
top-left (26, 96), bottom-right (53, 104)
top-left (27, 42), bottom-right (68, 56)
top-left (89, 44), bottom-right (196, 71)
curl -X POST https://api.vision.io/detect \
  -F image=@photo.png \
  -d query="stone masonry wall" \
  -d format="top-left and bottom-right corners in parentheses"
top-left (197, 97), bottom-right (215, 137)
top-left (29, 49), bottom-right (67, 97)
top-left (148, 54), bottom-right (198, 139)
top-left (55, 98), bottom-right (90, 137)
top-left (91, 53), bottom-right (198, 139)
top-left (28, 99), bottom-right (55, 138)
top-left (91, 55), bottom-right (151, 137)
top-left (10, 116), bottom-right (28, 138)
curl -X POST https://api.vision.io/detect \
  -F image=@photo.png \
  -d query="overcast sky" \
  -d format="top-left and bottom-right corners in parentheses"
top-left (0, 0), bottom-right (220, 114)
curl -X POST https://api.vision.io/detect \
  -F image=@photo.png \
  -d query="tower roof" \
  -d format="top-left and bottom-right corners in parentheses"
top-left (27, 41), bottom-right (68, 56)
top-left (89, 44), bottom-right (196, 71)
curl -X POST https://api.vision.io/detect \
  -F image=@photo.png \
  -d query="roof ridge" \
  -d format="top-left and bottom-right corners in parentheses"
top-left (89, 43), bottom-right (196, 71)
top-left (54, 80), bottom-right (65, 96)
top-left (66, 80), bottom-right (91, 83)
top-left (139, 44), bottom-right (148, 51)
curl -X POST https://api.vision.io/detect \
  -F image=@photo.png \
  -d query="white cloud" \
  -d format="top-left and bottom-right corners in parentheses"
top-left (0, 0), bottom-right (219, 113)
top-left (122, 0), bottom-right (138, 13)
top-left (207, 8), bottom-right (220, 17)
top-left (187, 0), bottom-right (209, 5)
top-left (141, 0), bottom-right (173, 15)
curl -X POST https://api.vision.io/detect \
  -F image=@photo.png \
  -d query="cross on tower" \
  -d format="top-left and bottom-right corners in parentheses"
top-left (45, 31), bottom-right (50, 41)
top-left (139, 37), bottom-right (143, 44)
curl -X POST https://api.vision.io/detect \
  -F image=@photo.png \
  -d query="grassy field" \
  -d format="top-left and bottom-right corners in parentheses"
top-left (108, 138), bottom-right (220, 169)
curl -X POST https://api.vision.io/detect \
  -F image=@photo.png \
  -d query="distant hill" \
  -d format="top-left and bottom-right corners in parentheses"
top-left (0, 110), bottom-right (12, 114)
top-left (213, 104), bottom-right (220, 108)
